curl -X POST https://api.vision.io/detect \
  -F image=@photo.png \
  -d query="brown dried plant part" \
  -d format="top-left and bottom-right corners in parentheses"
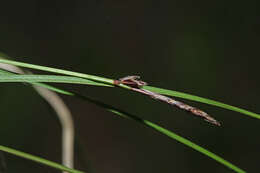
top-left (114, 75), bottom-right (147, 88)
top-left (114, 75), bottom-right (221, 126)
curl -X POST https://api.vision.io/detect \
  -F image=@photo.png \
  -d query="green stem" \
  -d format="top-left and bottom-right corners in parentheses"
top-left (0, 145), bottom-right (84, 173)
top-left (0, 58), bottom-right (130, 90)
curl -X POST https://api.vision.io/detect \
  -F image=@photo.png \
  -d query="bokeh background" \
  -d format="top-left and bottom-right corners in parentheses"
top-left (0, 0), bottom-right (259, 173)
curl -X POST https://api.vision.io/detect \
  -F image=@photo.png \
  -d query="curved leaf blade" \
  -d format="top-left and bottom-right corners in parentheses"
top-left (73, 93), bottom-right (246, 173)
top-left (0, 145), bottom-right (84, 173)
top-left (0, 69), bottom-right (247, 173)
top-left (0, 58), bottom-right (259, 122)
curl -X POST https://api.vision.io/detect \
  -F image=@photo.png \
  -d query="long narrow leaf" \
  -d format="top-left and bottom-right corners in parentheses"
top-left (71, 93), bottom-right (246, 173)
top-left (143, 86), bottom-right (260, 120)
top-left (0, 69), bottom-right (74, 95)
top-left (0, 58), bottom-right (131, 89)
top-left (0, 74), bottom-right (111, 87)
top-left (0, 145), bottom-right (84, 173)
top-left (0, 69), bottom-right (246, 173)
top-left (0, 59), bottom-right (259, 122)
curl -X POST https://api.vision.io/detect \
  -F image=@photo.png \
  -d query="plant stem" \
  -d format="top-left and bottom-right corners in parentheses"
top-left (0, 59), bottom-right (130, 90)
top-left (0, 145), bottom-right (84, 173)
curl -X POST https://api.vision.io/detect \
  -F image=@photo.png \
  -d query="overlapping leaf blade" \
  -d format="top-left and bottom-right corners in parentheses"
top-left (0, 68), bottom-right (247, 173)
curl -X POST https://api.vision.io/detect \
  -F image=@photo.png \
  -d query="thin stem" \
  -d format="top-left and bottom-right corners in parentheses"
top-left (0, 145), bottom-right (84, 173)
top-left (0, 59), bottom-right (130, 90)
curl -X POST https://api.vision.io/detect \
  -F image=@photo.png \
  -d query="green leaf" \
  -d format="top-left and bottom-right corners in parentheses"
top-left (71, 93), bottom-right (246, 173)
top-left (0, 58), bottom-right (258, 122)
top-left (0, 74), bottom-right (112, 87)
top-left (0, 58), bottom-right (259, 120)
top-left (0, 58), bottom-right (131, 89)
top-left (0, 68), bottom-right (246, 172)
top-left (0, 145), bottom-right (84, 173)
top-left (0, 57), bottom-right (256, 172)
top-left (143, 86), bottom-right (260, 121)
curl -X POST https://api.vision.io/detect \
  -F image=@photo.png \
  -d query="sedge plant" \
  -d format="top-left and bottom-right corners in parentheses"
top-left (0, 56), bottom-right (259, 173)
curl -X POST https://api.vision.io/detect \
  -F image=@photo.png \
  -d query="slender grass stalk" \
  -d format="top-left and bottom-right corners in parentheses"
top-left (144, 86), bottom-right (260, 120)
top-left (0, 68), bottom-right (246, 173)
top-left (72, 94), bottom-right (246, 173)
top-left (0, 72), bottom-right (111, 87)
top-left (0, 145), bottom-right (84, 173)
top-left (0, 69), bottom-right (74, 95)
top-left (0, 59), bottom-right (130, 89)
top-left (0, 58), bottom-right (259, 122)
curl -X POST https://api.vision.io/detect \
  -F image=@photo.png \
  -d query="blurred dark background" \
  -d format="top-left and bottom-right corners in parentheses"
top-left (0, 0), bottom-right (259, 173)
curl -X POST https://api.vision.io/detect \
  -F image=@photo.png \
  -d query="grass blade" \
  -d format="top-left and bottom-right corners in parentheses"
top-left (0, 74), bottom-right (112, 87)
top-left (0, 59), bottom-right (259, 122)
top-left (0, 145), bottom-right (84, 173)
top-left (0, 58), bottom-right (132, 89)
top-left (0, 58), bottom-right (259, 122)
top-left (0, 69), bottom-right (75, 95)
top-left (0, 69), bottom-right (245, 172)
top-left (72, 93), bottom-right (246, 173)
top-left (143, 86), bottom-right (260, 120)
